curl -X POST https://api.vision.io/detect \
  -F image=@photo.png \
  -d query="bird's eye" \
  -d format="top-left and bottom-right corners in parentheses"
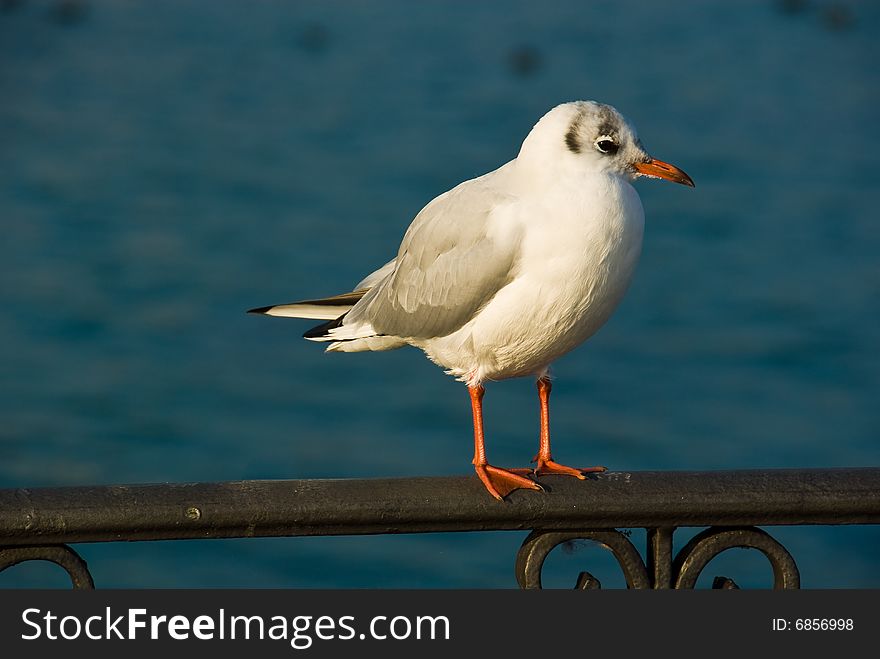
top-left (595, 139), bottom-right (619, 155)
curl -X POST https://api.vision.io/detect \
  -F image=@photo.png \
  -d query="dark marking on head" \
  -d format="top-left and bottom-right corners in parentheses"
top-left (593, 103), bottom-right (624, 145)
top-left (595, 104), bottom-right (618, 125)
top-left (597, 124), bottom-right (617, 140)
top-left (564, 120), bottom-right (581, 154)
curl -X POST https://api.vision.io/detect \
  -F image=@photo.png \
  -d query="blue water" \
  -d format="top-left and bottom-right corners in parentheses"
top-left (1, 0), bottom-right (878, 588)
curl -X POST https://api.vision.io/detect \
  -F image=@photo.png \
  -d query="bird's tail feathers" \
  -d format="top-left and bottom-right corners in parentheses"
top-left (304, 317), bottom-right (377, 342)
top-left (248, 288), bottom-right (397, 352)
top-left (247, 290), bottom-right (366, 320)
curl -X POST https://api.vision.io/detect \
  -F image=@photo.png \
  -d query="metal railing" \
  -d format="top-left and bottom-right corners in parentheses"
top-left (1, 468), bottom-right (878, 589)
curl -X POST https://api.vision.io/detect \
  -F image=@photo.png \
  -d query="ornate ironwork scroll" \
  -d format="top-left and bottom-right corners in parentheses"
top-left (0, 544), bottom-right (95, 590)
top-left (516, 530), bottom-right (650, 589)
top-left (516, 526), bottom-right (800, 589)
top-left (671, 527), bottom-right (800, 589)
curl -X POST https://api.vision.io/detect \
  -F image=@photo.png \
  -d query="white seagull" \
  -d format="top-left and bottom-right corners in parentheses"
top-left (250, 100), bottom-right (694, 500)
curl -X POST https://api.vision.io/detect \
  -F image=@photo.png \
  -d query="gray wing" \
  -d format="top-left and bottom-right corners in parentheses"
top-left (354, 258), bottom-right (397, 291)
top-left (345, 171), bottom-right (521, 339)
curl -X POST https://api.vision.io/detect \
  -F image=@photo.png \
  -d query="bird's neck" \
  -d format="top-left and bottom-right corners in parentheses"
top-left (511, 154), bottom-right (615, 197)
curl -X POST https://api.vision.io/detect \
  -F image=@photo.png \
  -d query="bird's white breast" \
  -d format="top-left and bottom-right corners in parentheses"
top-left (421, 173), bottom-right (644, 384)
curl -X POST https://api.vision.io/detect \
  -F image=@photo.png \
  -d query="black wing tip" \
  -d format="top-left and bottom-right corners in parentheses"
top-left (247, 305), bottom-right (274, 315)
top-left (302, 314), bottom-right (347, 339)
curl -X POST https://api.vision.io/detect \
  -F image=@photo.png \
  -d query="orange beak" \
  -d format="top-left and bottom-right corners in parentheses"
top-left (633, 158), bottom-right (695, 187)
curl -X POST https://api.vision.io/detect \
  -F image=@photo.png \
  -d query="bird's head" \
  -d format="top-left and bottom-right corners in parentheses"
top-left (519, 100), bottom-right (694, 187)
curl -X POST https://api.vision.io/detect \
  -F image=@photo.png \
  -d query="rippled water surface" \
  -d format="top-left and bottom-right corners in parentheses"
top-left (1, 0), bottom-right (878, 587)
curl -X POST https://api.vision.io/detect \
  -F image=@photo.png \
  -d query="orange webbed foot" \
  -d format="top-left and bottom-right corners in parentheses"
top-left (531, 457), bottom-right (607, 480)
top-left (475, 464), bottom-right (544, 500)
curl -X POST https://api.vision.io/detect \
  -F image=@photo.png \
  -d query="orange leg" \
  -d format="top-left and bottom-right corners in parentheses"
top-left (531, 376), bottom-right (606, 478)
top-left (470, 384), bottom-right (542, 500)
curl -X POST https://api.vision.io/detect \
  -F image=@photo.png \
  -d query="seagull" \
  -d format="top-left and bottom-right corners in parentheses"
top-left (249, 100), bottom-right (694, 500)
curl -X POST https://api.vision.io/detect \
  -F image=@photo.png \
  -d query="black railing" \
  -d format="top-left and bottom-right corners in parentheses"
top-left (1, 468), bottom-right (878, 589)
